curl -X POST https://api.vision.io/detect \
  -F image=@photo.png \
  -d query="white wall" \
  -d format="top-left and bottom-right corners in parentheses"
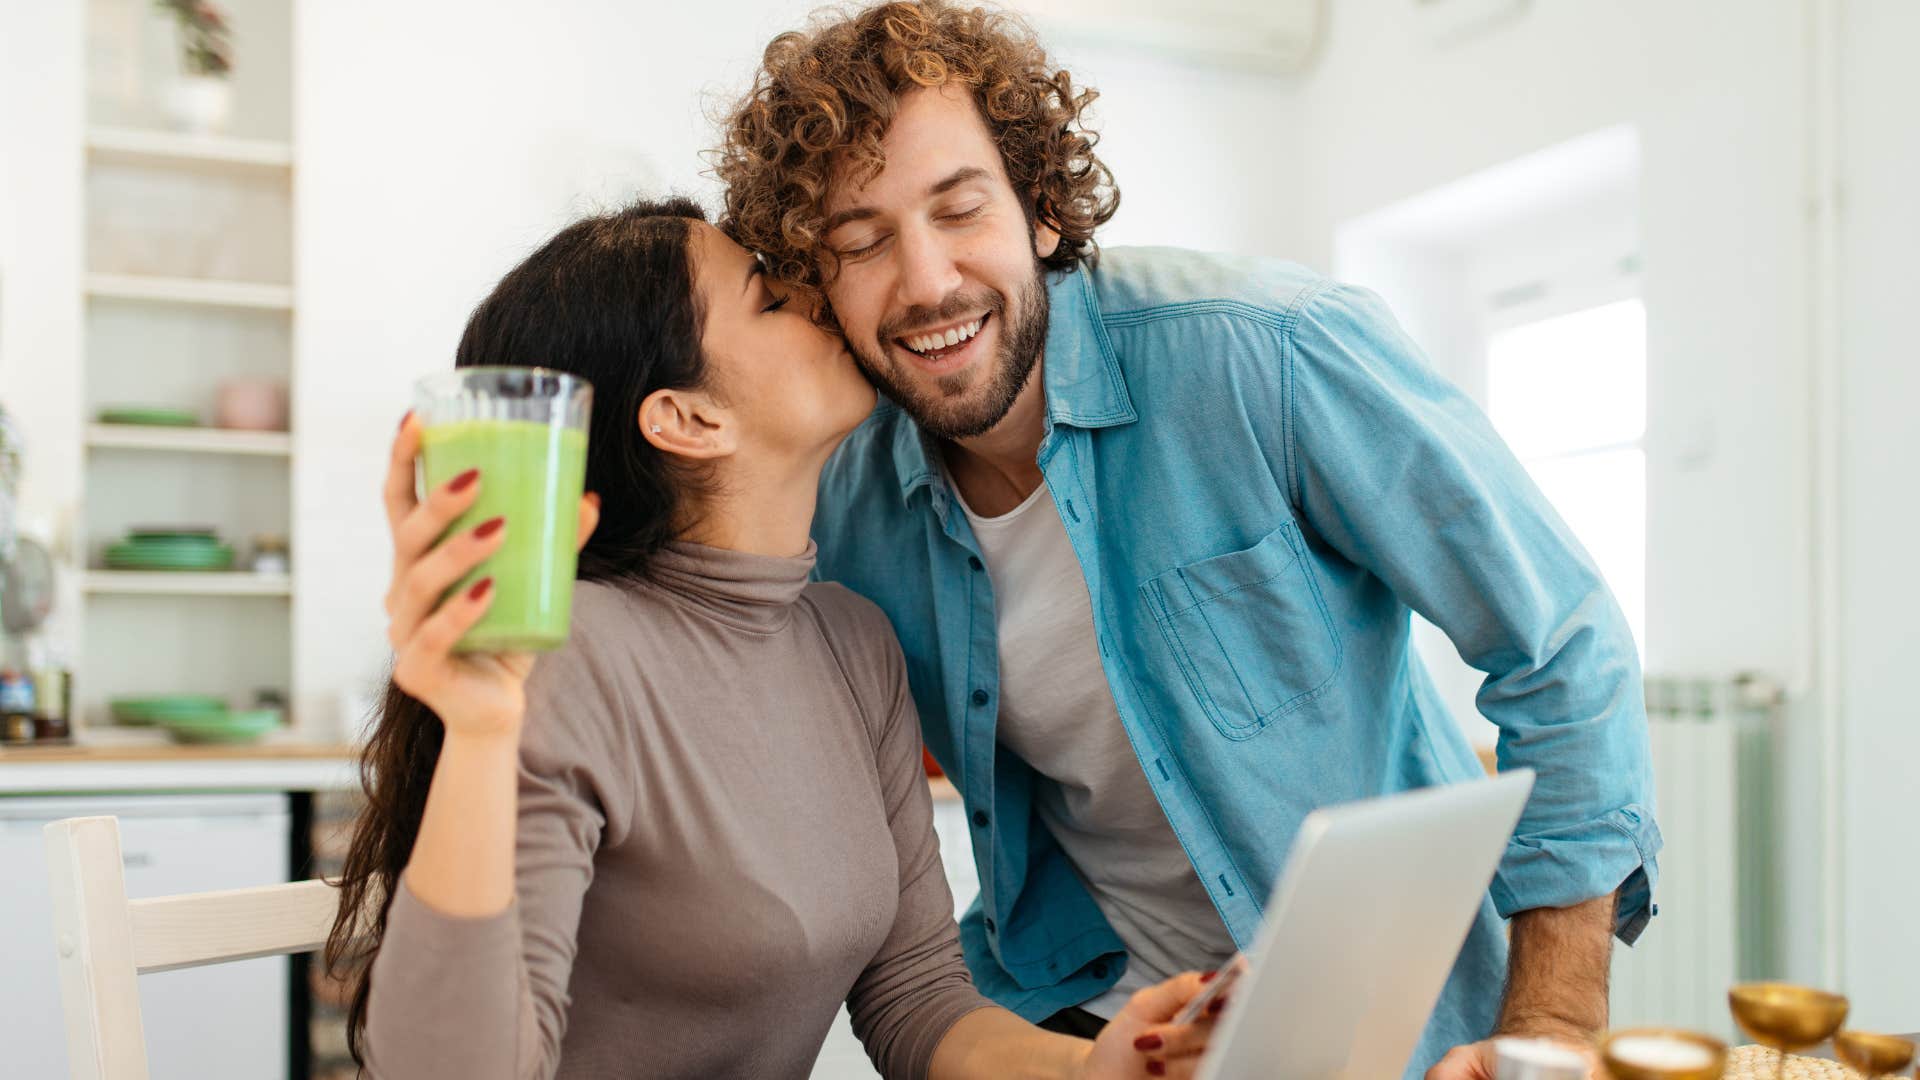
top-left (289, 0), bottom-right (1296, 735)
top-left (1836, 0), bottom-right (1920, 1029)
top-left (0, 0), bottom-right (85, 664)
top-left (1288, 0), bottom-right (1812, 690)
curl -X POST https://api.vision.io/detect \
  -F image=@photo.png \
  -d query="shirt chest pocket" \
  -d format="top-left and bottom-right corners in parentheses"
top-left (1139, 522), bottom-right (1343, 740)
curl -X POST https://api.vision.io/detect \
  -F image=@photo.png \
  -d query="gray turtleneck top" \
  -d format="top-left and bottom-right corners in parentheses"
top-left (363, 542), bottom-right (990, 1079)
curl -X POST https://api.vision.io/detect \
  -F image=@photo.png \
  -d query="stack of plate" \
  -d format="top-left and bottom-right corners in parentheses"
top-left (109, 695), bottom-right (282, 744)
top-left (109, 694), bottom-right (228, 726)
top-left (98, 406), bottom-right (199, 427)
top-left (104, 527), bottom-right (234, 572)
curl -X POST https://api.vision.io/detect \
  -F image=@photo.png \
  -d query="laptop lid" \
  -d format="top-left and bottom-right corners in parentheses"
top-left (1197, 769), bottom-right (1535, 1080)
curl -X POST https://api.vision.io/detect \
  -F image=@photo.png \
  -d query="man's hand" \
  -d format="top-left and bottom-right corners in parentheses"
top-left (1425, 893), bottom-right (1617, 1080)
top-left (1424, 1034), bottom-right (1600, 1080)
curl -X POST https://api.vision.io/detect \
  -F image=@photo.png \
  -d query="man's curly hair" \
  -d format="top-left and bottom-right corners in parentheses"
top-left (713, 0), bottom-right (1118, 306)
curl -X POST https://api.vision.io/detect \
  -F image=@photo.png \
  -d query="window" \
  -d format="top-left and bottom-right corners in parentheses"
top-left (1486, 298), bottom-right (1647, 658)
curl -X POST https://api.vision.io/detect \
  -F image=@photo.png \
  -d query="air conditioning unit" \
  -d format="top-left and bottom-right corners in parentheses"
top-left (1015, 0), bottom-right (1324, 75)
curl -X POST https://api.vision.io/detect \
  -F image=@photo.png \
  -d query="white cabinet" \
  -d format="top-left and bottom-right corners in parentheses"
top-left (0, 793), bottom-right (292, 1080)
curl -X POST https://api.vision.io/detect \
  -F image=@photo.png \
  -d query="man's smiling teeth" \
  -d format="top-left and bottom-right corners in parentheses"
top-left (903, 316), bottom-right (984, 355)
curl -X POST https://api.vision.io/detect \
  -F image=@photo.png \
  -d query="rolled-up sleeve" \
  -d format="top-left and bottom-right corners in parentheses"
top-left (1282, 281), bottom-right (1662, 942)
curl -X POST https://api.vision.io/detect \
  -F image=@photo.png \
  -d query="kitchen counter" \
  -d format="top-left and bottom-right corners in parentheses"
top-left (0, 738), bottom-right (359, 794)
top-left (1, 738), bottom-right (960, 800)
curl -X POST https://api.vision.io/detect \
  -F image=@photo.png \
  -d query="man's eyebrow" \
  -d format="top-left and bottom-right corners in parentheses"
top-left (821, 166), bottom-right (995, 236)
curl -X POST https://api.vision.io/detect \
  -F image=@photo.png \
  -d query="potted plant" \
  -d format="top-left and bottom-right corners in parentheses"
top-left (154, 0), bottom-right (233, 133)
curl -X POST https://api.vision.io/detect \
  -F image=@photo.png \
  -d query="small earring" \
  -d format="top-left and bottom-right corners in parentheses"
top-left (650, 425), bottom-right (662, 434)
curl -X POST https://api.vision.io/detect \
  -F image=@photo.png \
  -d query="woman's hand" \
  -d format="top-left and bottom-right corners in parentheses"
top-left (382, 412), bottom-right (599, 738)
top-left (1082, 972), bottom-right (1223, 1079)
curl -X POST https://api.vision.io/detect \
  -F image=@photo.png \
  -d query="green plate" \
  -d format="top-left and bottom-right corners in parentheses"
top-left (98, 407), bottom-right (199, 427)
top-left (160, 708), bottom-right (281, 745)
top-left (110, 694), bottom-right (229, 727)
top-left (105, 544), bottom-right (234, 570)
top-left (110, 538), bottom-right (230, 554)
top-left (124, 522), bottom-right (216, 534)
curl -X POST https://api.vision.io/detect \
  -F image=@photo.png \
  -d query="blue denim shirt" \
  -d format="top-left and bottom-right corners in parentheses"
top-left (812, 247), bottom-right (1661, 1078)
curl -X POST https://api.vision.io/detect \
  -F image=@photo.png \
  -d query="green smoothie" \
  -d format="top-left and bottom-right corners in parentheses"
top-left (419, 419), bottom-right (588, 652)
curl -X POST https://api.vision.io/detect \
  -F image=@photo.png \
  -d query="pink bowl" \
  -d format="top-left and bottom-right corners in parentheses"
top-left (215, 379), bottom-right (288, 431)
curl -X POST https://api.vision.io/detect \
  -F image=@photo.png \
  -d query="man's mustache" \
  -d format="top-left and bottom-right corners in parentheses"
top-left (878, 290), bottom-right (1005, 341)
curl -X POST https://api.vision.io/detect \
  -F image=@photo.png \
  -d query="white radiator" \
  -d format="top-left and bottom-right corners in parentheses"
top-left (1609, 674), bottom-right (1781, 1039)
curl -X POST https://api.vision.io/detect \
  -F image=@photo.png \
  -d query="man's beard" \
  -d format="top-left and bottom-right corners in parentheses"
top-left (849, 263), bottom-right (1049, 442)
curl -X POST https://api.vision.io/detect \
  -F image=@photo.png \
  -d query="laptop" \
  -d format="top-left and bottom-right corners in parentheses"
top-left (1193, 769), bottom-right (1535, 1080)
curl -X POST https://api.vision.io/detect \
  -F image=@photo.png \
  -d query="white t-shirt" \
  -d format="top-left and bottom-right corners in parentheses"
top-left (955, 476), bottom-right (1238, 1018)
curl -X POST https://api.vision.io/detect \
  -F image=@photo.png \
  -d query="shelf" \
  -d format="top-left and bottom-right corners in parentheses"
top-left (86, 126), bottom-right (293, 174)
top-left (86, 424), bottom-right (291, 457)
top-left (82, 571), bottom-right (292, 597)
top-left (85, 273), bottom-right (294, 312)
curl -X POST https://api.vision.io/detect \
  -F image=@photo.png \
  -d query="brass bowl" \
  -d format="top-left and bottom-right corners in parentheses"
top-left (1833, 1030), bottom-right (1915, 1075)
top-left (1727, 983), bottom-right (1851, 1051)
top-left (1601, 1028), bottom-right (1728, 1080)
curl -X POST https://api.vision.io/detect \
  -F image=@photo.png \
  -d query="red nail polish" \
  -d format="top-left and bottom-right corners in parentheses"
top-left (1200, 970), bottom-right (1218, 984)
top-left (1208, 998), bottom-right (1226, 1015)
top-left (1134, 1034), bottom-right (1163, 1052)
top-left (449, 468), bottom-right (480, 493)
top-left (473, 516), bottom-right (505, 539)
top-left (467, 577), bottom-right (493, 601)
top-left (1146, 1061), bottom-right (1165, 1077)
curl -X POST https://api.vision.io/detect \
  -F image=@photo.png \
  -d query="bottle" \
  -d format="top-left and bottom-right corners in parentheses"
top-left (0, 666), bottom-right (35, 744)
top-left (28, 638), bottom-right (71, 741)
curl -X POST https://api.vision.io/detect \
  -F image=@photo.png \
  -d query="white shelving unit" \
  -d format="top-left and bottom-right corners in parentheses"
top-left (76, 0), bottom-right (299, 735)
top-left (85, 423), bottom-right (291, 457)
top-left (82, 571), bottom-right (293, 597)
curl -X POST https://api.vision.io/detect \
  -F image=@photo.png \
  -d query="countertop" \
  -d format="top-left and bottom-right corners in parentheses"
top-left (0, 736), bottom-right (960, 800)
top-left (0, 736), bottom-right (359, 794)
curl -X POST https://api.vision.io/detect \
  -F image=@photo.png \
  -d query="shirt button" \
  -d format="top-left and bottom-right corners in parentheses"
top-left (1091, 962), bottom-right (1110, 979)
top-left (970, 688), bottom-right (990, 707)
top-left (971, 809), bottom-right (990, 828)
top-left (968, 555), bottom-right (983, 571)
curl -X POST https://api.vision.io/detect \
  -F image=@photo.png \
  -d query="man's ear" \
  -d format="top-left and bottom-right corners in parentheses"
top-left (639, 387), bottom-right (735, 460)
top-left (1030, 195), bottom-right (1063, 259)
top-left (1035, 219), bottom-right (1062, 260)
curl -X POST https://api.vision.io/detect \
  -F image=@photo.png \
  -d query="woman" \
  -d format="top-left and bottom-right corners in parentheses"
top-left (326, 198), bottom-right (1221, 1079)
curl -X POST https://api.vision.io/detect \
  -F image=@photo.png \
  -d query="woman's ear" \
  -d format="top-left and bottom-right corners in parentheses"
top-left (639, 388), bottom-right (735, 460)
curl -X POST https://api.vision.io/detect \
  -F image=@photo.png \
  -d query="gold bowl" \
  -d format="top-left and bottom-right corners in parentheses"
top-left (1832, 1030), bottom-right (1915, 1075)
top-left (1727, 983), bottom-right (1851, 1051)
top-left (1601, 1028), bottom-right (1728, 1080)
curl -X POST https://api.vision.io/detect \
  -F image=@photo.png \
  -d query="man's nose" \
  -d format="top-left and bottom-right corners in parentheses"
top-left (895, 226), bottom-right (963, 313)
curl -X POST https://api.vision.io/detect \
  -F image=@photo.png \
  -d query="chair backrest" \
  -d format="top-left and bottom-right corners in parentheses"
top-left (44, 815), bottom-right (344, 1080)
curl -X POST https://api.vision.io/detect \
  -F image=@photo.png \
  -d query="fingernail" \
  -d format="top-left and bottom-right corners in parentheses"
top-left (1208, 998), bottom-right (1226, 1015)
top-left (397, 409), bottom-right (413, 433)
top-left (449, 468), bottom-right (480, 493)
top-left (1146, 1061), bottom-right (1165, 1077)
top-left (467, 577), bottom-right (493, 601)
top-left (473, 516), bottom-right (505, 540)
top-left (1134, 1034), bottom-right (1163, 1052)
top-left (1200, 970), bottom-right (1218, 984)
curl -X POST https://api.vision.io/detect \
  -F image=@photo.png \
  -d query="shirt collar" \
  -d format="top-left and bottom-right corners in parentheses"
top-left (889, 263), bottom-right (1136, 504)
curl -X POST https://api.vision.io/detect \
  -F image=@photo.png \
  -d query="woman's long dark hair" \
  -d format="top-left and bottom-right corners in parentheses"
top-left (324, 197), bottom-right (713, 1066)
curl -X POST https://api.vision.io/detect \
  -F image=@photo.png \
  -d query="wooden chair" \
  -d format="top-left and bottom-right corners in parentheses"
top-left (43, 815), bottom-right (344, 1080)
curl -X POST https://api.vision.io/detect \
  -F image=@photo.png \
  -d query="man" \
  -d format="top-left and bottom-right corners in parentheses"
top-left (715, 4), bottom-right (1660, 1077)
